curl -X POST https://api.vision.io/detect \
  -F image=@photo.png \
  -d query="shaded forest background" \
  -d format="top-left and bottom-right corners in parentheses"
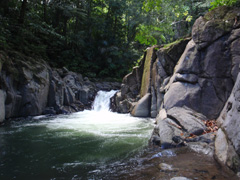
top-left (0, 0), bottom-right (239, 79)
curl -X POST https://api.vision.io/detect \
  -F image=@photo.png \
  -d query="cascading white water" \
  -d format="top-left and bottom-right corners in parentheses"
top-left (92, 90), bottom-right (117, 111)
top-left (0, 90), bottom-right (154, 180)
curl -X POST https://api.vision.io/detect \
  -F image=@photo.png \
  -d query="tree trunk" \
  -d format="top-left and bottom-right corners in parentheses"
top-left (19, 0), bottom-right (27, 24)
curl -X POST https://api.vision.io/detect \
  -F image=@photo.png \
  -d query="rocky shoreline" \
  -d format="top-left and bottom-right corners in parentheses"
top-left (0, 51), bottom-right (120, 123)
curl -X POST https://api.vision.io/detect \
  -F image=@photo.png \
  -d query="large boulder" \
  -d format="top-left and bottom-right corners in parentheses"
top-left (47, 68), bottom-right (96, 114)
top-left (215, 128), bottom-right (239, 171)
top-left (215, 73), bottom-right (240, 171)
top-left (110, 56), bottom-right (145, 113)
top-left (152, 107), bottom-right (207, 148)
top-left (192, 6), bottom-right (239, 50)
top-left (111, 38), bottom-right (190, 116)
top-left (163, 32), bottom-right (235, 119)
top-left (1, 52), bottom-right (50, 118)
top-left (131, 93), bottom-right (151, 117)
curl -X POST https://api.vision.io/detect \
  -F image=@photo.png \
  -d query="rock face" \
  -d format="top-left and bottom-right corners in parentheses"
top-left (111, 38), bottom-right (190, 117)
top-left (113, 6), bottom-right (240, 119)
top-left (131, 93), bottom-right (151, 117)
top-left (153, 6), bottom-right (240, 155)
top-left (0, 51), bottom-right (120, 122)
top-left (1, 52), bottom-right (51, 118)
top-left (111, 6), bottom-right (240, 173)
top-left (215, 73), bottom-right (240, 172)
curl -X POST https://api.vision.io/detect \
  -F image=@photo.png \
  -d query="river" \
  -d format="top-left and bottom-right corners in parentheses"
top-left (0, 90), bottom-right (154, 180)
top-left (0, 90), bottom-right (238, 180)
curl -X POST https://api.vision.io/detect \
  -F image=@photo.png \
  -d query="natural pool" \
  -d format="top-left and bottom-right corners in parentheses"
top-left (0, 91), bottom-right (154, 180)
top-left (0, 90), bottom-right (238, 180)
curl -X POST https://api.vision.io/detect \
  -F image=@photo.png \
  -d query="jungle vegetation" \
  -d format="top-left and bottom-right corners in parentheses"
top-left (0, 0), bottom-right (239, 79)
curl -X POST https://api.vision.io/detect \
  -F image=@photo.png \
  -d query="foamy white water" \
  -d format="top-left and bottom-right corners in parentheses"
top-left (0, 90), bottom-right (154, 180)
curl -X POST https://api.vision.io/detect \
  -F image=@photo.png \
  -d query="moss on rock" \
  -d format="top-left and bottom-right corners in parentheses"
top-left (140, 46), bottom-right (158, 97)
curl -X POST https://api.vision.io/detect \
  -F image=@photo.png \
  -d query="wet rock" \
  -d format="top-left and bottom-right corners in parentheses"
top-left (151, 135), bottom-right (161, 146)
top-left (43, 107), bottom-right (56, 115)
top-left (150, 149), bottom-right (176, 159)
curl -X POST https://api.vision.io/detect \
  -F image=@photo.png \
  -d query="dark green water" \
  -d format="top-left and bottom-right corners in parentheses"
top-left (0, 111), bottom-right (154, 180)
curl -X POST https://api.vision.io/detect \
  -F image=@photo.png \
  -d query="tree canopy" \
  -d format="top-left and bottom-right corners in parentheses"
top-left (0, 0), bottom-right (239, 79)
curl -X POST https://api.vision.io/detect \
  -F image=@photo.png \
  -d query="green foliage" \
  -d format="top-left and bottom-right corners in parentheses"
top-left (210, 0), bottom-right (239, 10)
top-left (137, 0), bottom-right (211, 46)
top-left (0, 0), bottom-right (214, 79)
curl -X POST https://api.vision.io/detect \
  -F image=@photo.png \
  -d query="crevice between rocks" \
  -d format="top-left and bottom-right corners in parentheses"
top-left (167, 114), bottom-right (187, 132)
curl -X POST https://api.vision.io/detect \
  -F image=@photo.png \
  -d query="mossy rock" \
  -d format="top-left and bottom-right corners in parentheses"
top-left (1, 51), bottom-right (49, 83)
top-left (204, 6), bottom-right (231, 21)
top-left (192, 6), bottom-right (240, 49)
top-left (162, 37), bottom-right (191, 62)
top-left (140, 46), bottom-right (158, 97)
top-left (204, 6), bottom-right (239, 31)
top-left (163, 38), bottom-right (185, 49)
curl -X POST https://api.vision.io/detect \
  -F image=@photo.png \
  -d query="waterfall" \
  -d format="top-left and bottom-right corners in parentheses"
top-left (92, 90), bottom-right (117, 111)
top-left (0, 89), bottom-right (154, 180)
